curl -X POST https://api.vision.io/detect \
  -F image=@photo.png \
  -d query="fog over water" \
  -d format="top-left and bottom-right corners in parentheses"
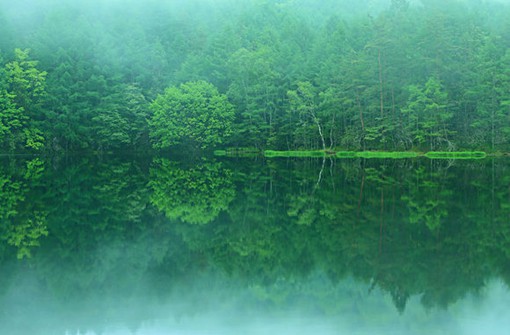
top-left (3, 267), bottom-right (510, 335)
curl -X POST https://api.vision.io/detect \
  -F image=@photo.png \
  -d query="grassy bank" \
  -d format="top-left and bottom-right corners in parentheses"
top-left (215, 149), bottom-right (491, 160)
top-left (265, 150), bottom-right (420, 159)
top-left (353, 151), bottom-right (420, 159)
top-left (424, 151), bottom-right (487, 159)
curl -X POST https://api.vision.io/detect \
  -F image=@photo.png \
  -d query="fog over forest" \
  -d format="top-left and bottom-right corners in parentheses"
top-left (1, 0), bottom-right (510, 153)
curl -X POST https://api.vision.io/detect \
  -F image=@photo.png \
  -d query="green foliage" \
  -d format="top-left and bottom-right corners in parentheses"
top-left (1, 1), bottom-right (510, 152)
top-left (0, 90), bottom-right (24, 150)
top-left (287, 82), bottom-right (322, 147)
top-left (265, 150), bottom-right (421, 159)
top-left (0, 49), bottom-right (46, 151)
top-left (355, 151), bottom-right (419, 159)
top-left (92, 84), bottom-right (149, 150)
top-left (401, 77), bottom-right (453, 150)
top-left (149, 81), bottom-right (235, 150)
top-left (5, 49), bottom-right (47, 111)
top-left (226, 46), bottom-right (282, 148)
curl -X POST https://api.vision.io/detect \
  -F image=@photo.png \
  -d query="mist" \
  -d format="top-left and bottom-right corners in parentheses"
top-left (2, 262), bottom-right (509, 335)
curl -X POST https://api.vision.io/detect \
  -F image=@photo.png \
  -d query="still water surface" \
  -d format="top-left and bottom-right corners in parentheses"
top-left (1, 155), bottom-right (509, 334)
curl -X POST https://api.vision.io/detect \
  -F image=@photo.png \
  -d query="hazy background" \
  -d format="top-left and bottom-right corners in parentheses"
top-left (2, 265), bottom-right (510, 335)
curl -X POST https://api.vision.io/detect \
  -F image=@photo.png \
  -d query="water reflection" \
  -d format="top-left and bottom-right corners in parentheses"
top-left (0, 155), bottom-right (509, 334)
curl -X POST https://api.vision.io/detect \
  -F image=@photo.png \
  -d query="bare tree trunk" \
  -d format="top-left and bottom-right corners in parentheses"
top-left (311, 110), bottom-right (326, 151)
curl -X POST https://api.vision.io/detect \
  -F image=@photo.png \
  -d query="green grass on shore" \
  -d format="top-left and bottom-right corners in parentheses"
top-left (353, 151), bottom-right (419, 159)
top-left (424, 151), bottom-right (487, 159)
top-left (227, 149), bottom-right (491, 160)
top-left (265, 150), bottom-right (419, 159)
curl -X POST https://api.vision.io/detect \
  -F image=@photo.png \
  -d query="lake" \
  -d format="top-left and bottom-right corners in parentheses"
top-left (1, 154), bottom-right (509, 335)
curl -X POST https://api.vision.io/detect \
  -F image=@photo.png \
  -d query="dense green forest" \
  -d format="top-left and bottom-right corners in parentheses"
top-left (1, 0), bottom-right (510, 153)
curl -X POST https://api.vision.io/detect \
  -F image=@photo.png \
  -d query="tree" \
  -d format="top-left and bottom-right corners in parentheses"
top-left (401, 77), bottom-right (453, 150)
top-left (287, 81), bottom-right (326, 151)
top-left (0, 49), bottom-right (46, 151)
top-left (149, 81), bottom-right (235, 149)
top-left (227, 47), bottom-right (282, 149)
top-left (468, 44), bottom-right (510, 151)
top-left (92, 84), bottom-right (150, 150)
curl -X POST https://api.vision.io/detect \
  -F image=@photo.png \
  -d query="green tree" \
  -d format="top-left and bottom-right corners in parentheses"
top-left (401, 77), bottom-right (453, 150)
top-left (92, 84), bottom-right (150, 150)
top-left (468, 45), bottom-right (510, 151)
top-left (149, 81), bottom-right (234, 150)
top-left (227, 47), bottom-right (282, 148)
top-left (287, 81), bottom-right (326, 150)
top-left (0, 49), bottom-right (46, 151)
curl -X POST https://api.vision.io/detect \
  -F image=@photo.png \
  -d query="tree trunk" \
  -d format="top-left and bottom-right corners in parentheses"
top-left (311, 110), bottom-right (326, 151)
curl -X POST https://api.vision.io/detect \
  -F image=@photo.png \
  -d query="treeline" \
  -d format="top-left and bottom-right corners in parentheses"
top-left (1, 0), bottom-right (510, 153)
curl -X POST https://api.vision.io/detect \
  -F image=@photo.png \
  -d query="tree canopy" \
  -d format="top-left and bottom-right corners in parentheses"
top-left (1, 0), bottom-right (510, 152)
top-left (149, 81), bottom-right (235, 150)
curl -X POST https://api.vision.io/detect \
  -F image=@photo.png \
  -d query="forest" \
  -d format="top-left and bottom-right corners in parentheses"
top-left (1, 0), bottom-right (510, 153)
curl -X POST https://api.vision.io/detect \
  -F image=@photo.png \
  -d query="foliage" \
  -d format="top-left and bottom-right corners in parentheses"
top-left (0, 1), bottom-right (510, 152)
top-left (149, 81), bottom-right (235, 150)
top-left (355, 151), bottom-right (419, 159)
top-left (0, 49), bottom-right (46, 151)
top-left (401, 77), bottom-right (453, 151)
